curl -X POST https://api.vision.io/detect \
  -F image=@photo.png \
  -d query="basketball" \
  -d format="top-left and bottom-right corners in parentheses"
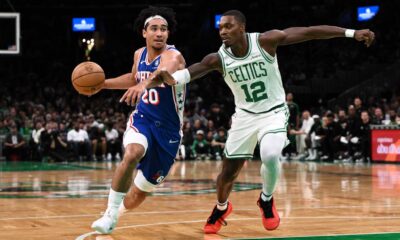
top-left (71, 61), bottom-right (105, 96)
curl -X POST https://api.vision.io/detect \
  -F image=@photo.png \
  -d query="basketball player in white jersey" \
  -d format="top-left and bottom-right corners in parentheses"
top-left (154, 10), bottom-right (375, 233)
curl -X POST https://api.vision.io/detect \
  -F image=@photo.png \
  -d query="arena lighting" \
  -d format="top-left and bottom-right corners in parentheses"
top-left (358, 6), bottom-right (379, 21)
top-left (215, 14), bottom-right (221, 29)
top-left (72, 18), bottom-right (95, 32)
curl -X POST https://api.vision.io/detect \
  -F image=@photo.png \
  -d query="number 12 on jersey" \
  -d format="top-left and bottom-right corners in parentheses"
top-left (240, 81), bottom-right (268, 102)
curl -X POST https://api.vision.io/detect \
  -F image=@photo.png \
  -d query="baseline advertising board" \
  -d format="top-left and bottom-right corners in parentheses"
top-left (371, 129), bottom-right (400, 162)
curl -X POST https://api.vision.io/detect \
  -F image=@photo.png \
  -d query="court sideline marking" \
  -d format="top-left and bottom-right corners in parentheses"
top-left (75, 217), bottom-right (400, 240)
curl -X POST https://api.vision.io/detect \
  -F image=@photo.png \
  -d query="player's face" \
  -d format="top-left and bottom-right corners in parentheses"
top-left (219, 16), bottom-right (245, 47)
top-left (143, 19), bottom-right (169, 50)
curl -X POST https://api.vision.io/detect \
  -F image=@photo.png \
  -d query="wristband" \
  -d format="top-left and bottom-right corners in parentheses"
top-left (172, 69), bottom-right (190, 85)
top-left (345, 29), bottom-right (355, 38)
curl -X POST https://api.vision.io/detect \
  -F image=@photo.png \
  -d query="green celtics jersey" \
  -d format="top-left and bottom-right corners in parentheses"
top-left (218, 32), bottom-right (286, 114)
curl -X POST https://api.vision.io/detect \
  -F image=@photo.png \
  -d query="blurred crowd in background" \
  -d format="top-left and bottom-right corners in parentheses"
top-left (1, 0), bottom-right (399, 162)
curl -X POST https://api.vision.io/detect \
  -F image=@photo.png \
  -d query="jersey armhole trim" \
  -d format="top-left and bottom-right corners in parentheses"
top-left (217, 51), bottom-right (226, 77)
top-left (136, 47), bottom-right (146, 74)
top-left (255, 33), bottom-right (275, 63)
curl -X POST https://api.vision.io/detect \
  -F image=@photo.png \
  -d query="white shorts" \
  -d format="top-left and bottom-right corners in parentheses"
top-left (224, 104), bottom-right (289, 159)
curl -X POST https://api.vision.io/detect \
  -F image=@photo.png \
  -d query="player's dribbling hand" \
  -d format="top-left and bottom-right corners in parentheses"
top-left (354, 29), bottom-right (375, 47)
top-left (119, 82), bottom-right (145, 106)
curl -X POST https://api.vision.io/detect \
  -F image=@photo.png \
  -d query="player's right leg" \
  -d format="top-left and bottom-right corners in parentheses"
top-left (91, 122), bottom-right (149, 234)
top-left (205, 109), bottom-right (257, 234)
top-left (204, 157), bottom-right (245, 234)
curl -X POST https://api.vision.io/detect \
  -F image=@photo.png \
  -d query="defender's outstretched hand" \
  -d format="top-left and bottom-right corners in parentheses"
top-left (354, 29), bottom-right (375, 47)
top-left (156, 70), bottom-right (177, 86)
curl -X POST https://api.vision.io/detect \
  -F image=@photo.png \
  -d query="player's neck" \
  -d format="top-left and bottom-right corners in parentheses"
top-left (230, 33), bottom-right (248, 57)
top-left (147, 45), bottom-right (166, 62)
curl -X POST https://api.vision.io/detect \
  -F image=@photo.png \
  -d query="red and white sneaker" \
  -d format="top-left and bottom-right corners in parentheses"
top-left (257, 194), bottom-right (280, 230)
top-left (203, 202), bottom-right (233, 234)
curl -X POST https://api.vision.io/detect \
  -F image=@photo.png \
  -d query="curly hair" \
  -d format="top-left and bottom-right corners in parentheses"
top-left (134, 6), bottom-right (177, 35)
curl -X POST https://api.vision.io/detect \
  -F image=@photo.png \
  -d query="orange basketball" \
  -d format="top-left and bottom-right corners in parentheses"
top-left (71, 61), bottom-right (105, 96)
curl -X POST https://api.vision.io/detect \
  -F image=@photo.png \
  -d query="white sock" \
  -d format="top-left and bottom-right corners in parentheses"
top-left (216, 200), bottom-right (228, 211)
top-left (259, 132), bottom-right (286, 197)
top-left (107, 188), bottom-right (126, 217)
top-left (261, 192), bottom-right (272, 202)
top-left (118, 200), bottom-right (128, 217)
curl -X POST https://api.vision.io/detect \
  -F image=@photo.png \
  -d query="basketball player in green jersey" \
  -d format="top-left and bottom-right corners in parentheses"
top-left (150, 10), bottom-right (375, 233)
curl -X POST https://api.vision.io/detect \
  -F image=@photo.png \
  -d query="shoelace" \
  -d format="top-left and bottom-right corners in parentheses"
top-left (259, 199), bottom-right (274, 218)
top-left (207, 206), bottom-right (228, 225)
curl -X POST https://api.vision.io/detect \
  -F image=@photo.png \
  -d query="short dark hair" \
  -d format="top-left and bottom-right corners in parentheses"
top-left (134, 6), bottom-right (177, 35)
top-left (222, 10), bottom-right (246, 25)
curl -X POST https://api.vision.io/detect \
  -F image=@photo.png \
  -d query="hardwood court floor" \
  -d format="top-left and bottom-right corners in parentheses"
top-left (0, 160), bottom-right (399, 240)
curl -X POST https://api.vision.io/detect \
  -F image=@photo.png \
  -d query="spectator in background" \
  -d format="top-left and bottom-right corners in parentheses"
top-left (105, 121), bottom-right (121, 161)
top-left (191, 108), bottom-right (208, 127)
top-left (205, 120), bottom-right (216, 136)
top-left (354, 97), bottom-right (365, 116)
top-left (357, 111), bottom-right (371, 162)
top-left (388, 109), bottom-right (397, 125)
top-left (285, 93), bottom-right (300, 158)
top-left (322, 113), bottom-right (342, 161)
top-left (67, 121), bottom-right (91, 161)
top-left (346, 105), bottom-right (361, 148)
top-left (30, 121), bottom-right (44, 161)
top-left (286, 93), bottom-right (300, 129)
top-left (192, 119), bottom-right (205, 137)
top-left (191, 130), bottom-right (210, 160)
top-left (3, 124), bottom-right (27, 161)
top-left (208, 103), bottom-right (228, 129)
top-left (0, 120), bottom-right (9, 135)
top-left (180, 121), bottom-right (194, 160)
top-left (90, 124), bottom-right (107, 161)
top-left (46, 121), bottom-right (69, 162)
top-left (293, 110), bottom-right (314, 159)
top-left (39, 122), bottom-right (54, 161)
top-left (371, 107), bottom-right (384, 124)
top-left (211, 127), bottom-right (227, 161)
top-left (205, 131), bottom-right (214, 155)
top-left (305, 115), bottom-right (322, 160)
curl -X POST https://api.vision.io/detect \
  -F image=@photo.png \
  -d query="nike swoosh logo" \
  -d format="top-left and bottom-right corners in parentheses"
top-left (226, 62), bottom-right (234, 66)
top-left (169, 140), bottom-right (179, 144)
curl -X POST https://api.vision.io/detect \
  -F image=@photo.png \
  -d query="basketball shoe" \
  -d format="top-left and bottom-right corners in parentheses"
top-left (257, 194), bottom-right (280, 230)
top-left (203, 202), bottom-right (233, 234)
top-left (91, 208), bottom-right (118, 234)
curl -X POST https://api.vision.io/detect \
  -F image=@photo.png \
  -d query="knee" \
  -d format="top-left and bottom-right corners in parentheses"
top-left (123, 145), bottom-right (145, 164)
top-left (261, 151), bottom-right (280, 165)
top-left (220, 162), bottom-right (244, 182)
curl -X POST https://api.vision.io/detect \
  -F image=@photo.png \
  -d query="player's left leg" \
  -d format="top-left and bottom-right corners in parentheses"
top-left (119, 125), bottom-right (179, 216)
top-left (118, 172), bottom-right (152, 216)
top-left (257, 132), bottom-right (287, 230)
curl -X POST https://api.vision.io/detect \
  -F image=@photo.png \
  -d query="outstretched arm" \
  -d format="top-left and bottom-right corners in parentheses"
top-left (103, 49), bottom-right (141, 90)
top-left (156, 52), bottom-right (222, 86)
top-left (120, 50), bottom-right (186, 106)
top-left (259, 26), bottom-right (375, 56)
